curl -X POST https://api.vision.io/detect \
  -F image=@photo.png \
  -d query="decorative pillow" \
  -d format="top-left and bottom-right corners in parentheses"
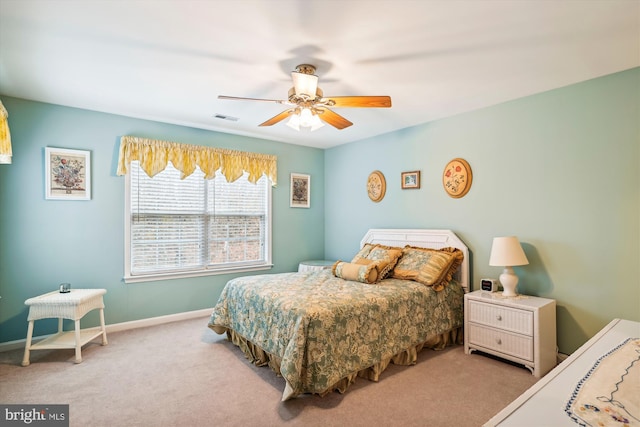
top-left (351, 243), bottom-right (375, 260)
top-left (332, 261), bottom-right (379, 284)
top-left (351, 244), bottom-right (403, 280)
top-left (391, 246), bottom-right (464, 291)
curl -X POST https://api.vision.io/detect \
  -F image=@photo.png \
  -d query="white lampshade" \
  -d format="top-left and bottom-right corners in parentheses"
top-left (489, 236), bottom-right (529, 297)
top-left (287, 108), bottom-right (324, 132)
top-left (309, 113), bottom-right (324, 131)
top-left (489, 236), bottom-right (529, 267)
top-left (286, 112), bottom-right (301, 131)
top-left (298, 108), bottom-right (314, 127)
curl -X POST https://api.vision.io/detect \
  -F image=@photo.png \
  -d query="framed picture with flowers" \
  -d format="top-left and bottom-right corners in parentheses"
top-left (442, 158), bottom-right (472, 198)
top-left (45, 147), bottom-right (91, 200)
top-left (290, 173), bottom-right (310, 208)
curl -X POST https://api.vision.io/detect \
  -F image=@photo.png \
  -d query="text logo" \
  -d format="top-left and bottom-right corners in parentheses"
top-left (0, 405), bottom-right (68, 426)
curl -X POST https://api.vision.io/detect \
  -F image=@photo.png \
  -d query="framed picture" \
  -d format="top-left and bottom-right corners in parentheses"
top-left (401, 171), bottom-right (420, 189)
top-left (290, 173), bottom-right (310, 208)
top-left (45, 147), bottom-right (91, 200)
top-left (443, 158), bottom-right (472, 198)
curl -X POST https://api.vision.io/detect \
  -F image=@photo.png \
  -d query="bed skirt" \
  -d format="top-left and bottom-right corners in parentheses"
top-left (218, 326), bottom-right (464, 400)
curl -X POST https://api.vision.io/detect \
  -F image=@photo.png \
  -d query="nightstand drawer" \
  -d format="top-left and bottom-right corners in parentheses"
top-left (468, 324), bottom-right (534, 361)
top-left (468, 300), bottom-right (533, 336)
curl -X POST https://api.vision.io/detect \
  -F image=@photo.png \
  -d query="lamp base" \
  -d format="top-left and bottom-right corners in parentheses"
top-left (499, 267), bottom-right (519, 297)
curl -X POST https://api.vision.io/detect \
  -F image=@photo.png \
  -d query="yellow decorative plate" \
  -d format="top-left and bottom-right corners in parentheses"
top-left (443, 158), bottom-right (472, 198)
top-left (367, 170), bottom-right (386, 202)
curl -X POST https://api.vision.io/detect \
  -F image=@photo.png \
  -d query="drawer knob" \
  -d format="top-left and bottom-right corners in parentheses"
top-left (496, 315), bottom-right (502, 321)
top-left (496, 338), bottom-right (502, 345)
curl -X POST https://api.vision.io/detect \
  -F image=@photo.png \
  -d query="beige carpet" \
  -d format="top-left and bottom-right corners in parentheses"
top-left (0, 316), bottom-right (538, 427)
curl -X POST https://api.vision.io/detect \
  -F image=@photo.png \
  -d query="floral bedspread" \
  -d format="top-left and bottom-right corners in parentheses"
top-left (208, 269), bottom-right (464, 400)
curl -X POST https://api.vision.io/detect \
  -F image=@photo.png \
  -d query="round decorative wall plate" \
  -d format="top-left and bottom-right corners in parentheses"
top-left (443, 158), bottom-right (473, 198)
top-left (367, 170), bottom-right (386, 202)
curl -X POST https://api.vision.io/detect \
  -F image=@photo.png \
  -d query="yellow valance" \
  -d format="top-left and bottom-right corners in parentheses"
top-left (116, 136), bottom-right (277, 186)
top-left (0, 100), bottom-right (12, 164)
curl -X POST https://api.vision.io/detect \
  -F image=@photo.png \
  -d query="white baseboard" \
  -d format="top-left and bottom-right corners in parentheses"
top-left (0, 308), bottom-right (213, 353)
top-left (105, 308), bottom-right (212, 333)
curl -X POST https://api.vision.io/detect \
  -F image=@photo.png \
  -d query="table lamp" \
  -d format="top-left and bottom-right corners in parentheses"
top-left (489, 236), bottom-right (529, 296)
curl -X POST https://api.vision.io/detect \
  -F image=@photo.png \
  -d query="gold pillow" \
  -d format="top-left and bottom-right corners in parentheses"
top-left (391, 246), bottom-right (464, 291)
top-left (351, 244), bottom-right (403, 280)
top-left (332, 261), bottom-right (379, 284)
top-left (351, 243), bottom-right (375, 260)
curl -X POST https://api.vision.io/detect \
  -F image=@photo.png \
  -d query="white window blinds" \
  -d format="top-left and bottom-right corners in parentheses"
top-left (126, 160), bottom-right (271, 281)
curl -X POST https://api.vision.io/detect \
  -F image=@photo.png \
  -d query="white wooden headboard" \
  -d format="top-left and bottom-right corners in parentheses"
top-left (361, 229), bottom-right (470, 292)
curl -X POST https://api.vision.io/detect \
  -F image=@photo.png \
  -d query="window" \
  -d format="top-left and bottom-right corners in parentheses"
top-left (124, 161), bottom-right (272, 283)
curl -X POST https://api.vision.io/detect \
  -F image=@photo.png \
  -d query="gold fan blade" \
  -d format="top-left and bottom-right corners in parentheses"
top-left (323, 96), bottom-right (392, 108)
top-left (218, 95), bottom-right (288, 104)
top-left (316, 108), bottom-right (353, 130)
top-left (259, 109), bottom-right (294, 127)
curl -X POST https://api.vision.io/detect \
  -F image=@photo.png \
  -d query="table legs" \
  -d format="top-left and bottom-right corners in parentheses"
top-left (72, 310), bottom-right (108, 363)
top-left (74, 319), bottom-right (82, 363)
top-left (99, 308), bottom-right (108, 346)
top-left (21, 320), bottom-right (34, 367)
top-left (21, 308), bottom-right (108, 366)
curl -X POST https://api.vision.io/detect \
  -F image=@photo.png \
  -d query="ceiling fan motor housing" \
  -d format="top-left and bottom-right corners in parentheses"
top-left (288, 87), bottom-right (323, 103)
top-left (295, 64), bottom-right (316, 75)
top-left (291, 64), bottom-right (320, 100)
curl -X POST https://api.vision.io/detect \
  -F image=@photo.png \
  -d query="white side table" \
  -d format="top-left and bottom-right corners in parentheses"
top-left (298, 260), bottom-right (335, 272)
top-left (22, 288), bottom-right (108, 366)
top-left (464, 290), bottom-right (556, 377)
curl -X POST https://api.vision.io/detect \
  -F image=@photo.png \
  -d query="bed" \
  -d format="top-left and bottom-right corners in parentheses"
top-left (208, 229), bottom-right (470, 400)
top-left (485, 318), bottom-right (640, 426)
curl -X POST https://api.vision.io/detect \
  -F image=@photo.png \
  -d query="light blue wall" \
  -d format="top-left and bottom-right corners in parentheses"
top-left (2, 69), bottom-right (638, 353)
top-left (324, 68), bottom-right (640, 354)
top-left (0, 98), bottom-right (325, 343)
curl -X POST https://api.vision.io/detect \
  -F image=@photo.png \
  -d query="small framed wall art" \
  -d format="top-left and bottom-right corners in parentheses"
top-left (290, 173), bottom-right (310, 208)
top-left (45, 147), bottom-right (91, 200)
top-left (442, 158), bottom-right (472, 198)
top-left (401, 171), bottom-right (420, 189)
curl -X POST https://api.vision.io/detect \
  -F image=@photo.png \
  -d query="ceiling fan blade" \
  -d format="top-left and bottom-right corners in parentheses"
top-left (323, 96), bottom-right (392, 108)
top-left (218, 95), bottom-right (287, 104)
top-left (316, 108), bottom-right (353, 130)
top-left (259, 109), bottom-right (293, 127)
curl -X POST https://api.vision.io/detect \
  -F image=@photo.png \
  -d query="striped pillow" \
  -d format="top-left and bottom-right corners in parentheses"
top-left (391, 246), bottom-right (463, 291)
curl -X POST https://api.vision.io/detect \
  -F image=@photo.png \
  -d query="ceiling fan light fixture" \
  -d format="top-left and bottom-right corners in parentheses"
top-left (309, 115), bottom-right (325, 131)
top-left (300, 108), bottom-right (324, 131)
top-left (286, 108), bottom-right (324, 132)
top-left (298, 108), bottom-right (314, 127)
top-left (286, 112), bottom-right (301, 131)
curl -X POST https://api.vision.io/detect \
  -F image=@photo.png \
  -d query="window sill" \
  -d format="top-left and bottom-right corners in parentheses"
top-left (123, 264), bottom-right (274, 284)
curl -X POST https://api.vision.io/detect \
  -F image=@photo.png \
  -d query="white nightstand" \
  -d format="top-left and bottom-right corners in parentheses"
top-left (464, 290), bottom-right (556, 377)
top-left (298, 260), bottom-right (335, 272)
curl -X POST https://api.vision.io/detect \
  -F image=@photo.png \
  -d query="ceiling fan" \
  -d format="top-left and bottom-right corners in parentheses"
top-left (218, 64), bottom-right (392, 131)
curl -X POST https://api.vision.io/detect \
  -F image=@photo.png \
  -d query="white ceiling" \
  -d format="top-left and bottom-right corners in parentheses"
top-left (0, 0), bottom-right (638, 149)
